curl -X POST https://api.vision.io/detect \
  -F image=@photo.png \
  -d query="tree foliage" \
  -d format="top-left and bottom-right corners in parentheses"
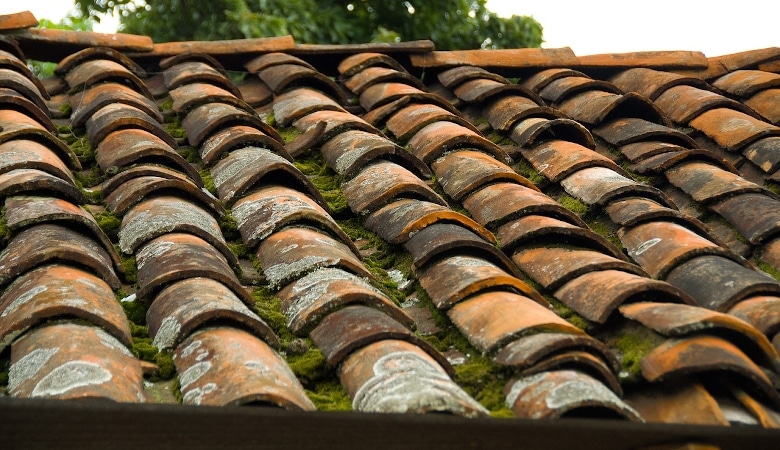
top-left (75, 0), bottom-right (543, 50)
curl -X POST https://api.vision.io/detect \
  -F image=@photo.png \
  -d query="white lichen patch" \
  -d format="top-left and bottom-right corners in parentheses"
top-left (8, 347), bottom-right (59, 393)
top-left (182, 381), bottom-right (218, 405)
top-left (334, 144), bottom-right (371, 174)
top-left (31, 361), bottom-right (112, 397)
top-left (1, 285), bottom-right (47, 317)
top-left (134, 238), bottom-right (175, 268)
top-left (178, 339), bottom-right (202, 359)
top-left (152, 317), bottom-right (182, 350)
top-left (632, 237), bottom-right (661, 257)
top-left (95, 328), bottom-right (134, 357)
top-left (263, 255), bottom-right (334, 290)
top-left (179, 361), bottom-right (212, 390)
top-left (351, 351), bottom-right (487, 417)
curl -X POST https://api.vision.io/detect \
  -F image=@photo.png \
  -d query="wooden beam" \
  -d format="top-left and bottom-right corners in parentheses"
top-left (0, 11), bottom-right (38, 30)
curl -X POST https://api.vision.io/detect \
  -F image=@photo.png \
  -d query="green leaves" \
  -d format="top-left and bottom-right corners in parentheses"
top-left (74, 0), bottom-right (543, 50)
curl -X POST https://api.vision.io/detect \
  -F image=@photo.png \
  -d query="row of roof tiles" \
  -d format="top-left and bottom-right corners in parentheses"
top-left (1, 10), bottom-right (780, 438)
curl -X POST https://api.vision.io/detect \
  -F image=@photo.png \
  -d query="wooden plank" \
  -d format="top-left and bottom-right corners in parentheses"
top-left (7, 28), bottom-right (153, 62)
top-left (2, 398), bottom-right (780, 450)
top-left (293, 40), bottom-right (434, 54)
top-left (0, 10), bottom-right (38, 30)
top-left (674, 48), bottom-right (780, 80)
top-left (410, 47), bottom-right (580, 69)
top-left (758, 58), bottom-right (780, 74)
top-left (577, 51), bottom-right (708, 69)
top-left (141, 35), bottom-right (295, 57)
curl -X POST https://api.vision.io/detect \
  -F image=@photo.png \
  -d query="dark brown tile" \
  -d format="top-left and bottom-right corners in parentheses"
top-left (101, 164), bottom-right (202, 196)
top-left (162, 61), bottom-right (240, 97)
top-left (118, 196), bottom-right (235, 266)
top-left (745, 89), bottom-right (780, 125)
top-left (339, 339), bottom-right (487, 416)
top-left (337, 52), bottom-right (408, 77)
top-left (640, 334), bottom-right (780, 407)
top-left (258, 64), bottom-right (347, 103)
top-left (495, 333), bottom-right (620, 374)
top-left (71, 82), bottom-right (162, 128)
top-left (135, 233), bottom-right (248, 303)
top-left (159, 53), bottom-right (226, 71)
top-left (362, 94), bottom-right (465, 128)
top-left (727, 381), bottom-right (780, 428)
top-left (55, 46), bottom-right (146, 79)
top-left (320, 129), bottom-right (431, 178)
top-left (452, 78), bottom-right (543, 105)
top-left (630, 149), bottom-right (736, 175)
top-left (625, 383), bottom-right (729, 425)
top-left (520, 350), bottom-right (623, 397)
top-left (365, 198), bottom-right (496, 245)
top-left (277, 267), bottom-right (413, 335)
top-left (448, 291), bottom-right (583, 354)
top-left (64, 59), bottom-right (151, 98)
top-left (147, 277), bottom-right (278, 351)
top-left (520, 68), bottom-right (590, 93)
top-left (505, 370), bottom-right (641, 420)
top-left (0, 168), bottom-right (84, 204)
top-left (403, 222), bottom-right (519, 274)
top-left (343, 161), bottom-right (445, 214)
top-left (406, 121), bottom-right (509, 164)
top-left (272, 87), bottom-right (346, 126)
top-left (620, 221), bottom-right (739, 279)
top-left (198, 124), bottom-right (289, 167)
top-left (539, 76), bottom-right (622, 104)
top-left (666, 161), bottom-right (765, 205)
top-left (4, 195), bottom-right (124, 273)
top-left (510, 117), bottom-right (595, 149)
top-left (711, 193), bottom-right (780, 244)
top-left (618, 141), bottom-right (690, 164)
top-left (169, 82), bottom-right (254, 115)
top-left (256, 227), bottom-right (371, 289)
top-left (665, 255), bottom-right (780, 312)
top-left (0, 56), bottom-right (49, 101)
top-left (728, 296), bottom-right (780, 337)
top-left (344, 66), bottom-right (425, 95)
top-left (482, 94), bottom-right (559, 132)
top-left (106, 175), bottom-right (222, 218)
top-left (235, 76), bottom-right (273, 107)
top-left (561, 167), bottom-right (673, 207)
top-left (232, 184), bottom-right (351, 250)
top-left (8, 323), bottom-right (144, 401)
top-left (620, 302), bottom-right (780, 371)
top-left (246, 52), bottom-right (315, 73)
top-left (210, 146), bottom-right (321, 207)
top-left (593, 118), bottom-right (697, 148)
top-left (496, 215), bottom-right (624, 259)
top-left (0, 111), bottom-right (81, 170)
top-left (0, 264), bottom-right (132, 352)
top-left (386, 103), bottom-right (480, 143)
top-left (174, 327), bottom-right (314, 409)
top-left (513, 246), bottom-right (645, 290)
top-left (689, 108), bottom-right (780, 151)
top-left (462, 182), bottom-right (587, 228)
top-left (558, 91), bottom-right (665, 126)
top-left (95, 128), bottom-right (201, 182)
top-left (521, 139), bottom-right (626, 183)
top-left (437, 65), bottom-right (508, 88)
top-left (661, 84), bottom-right (763, 124)
top-left (431, 150), bottom-right (537, 201)
top-left (182, 102), bottom-right (281, 147)
top-left (359, 82), bottom-right (426, 111)
top-left (310, 305), bottom-right (443, 369)
top-left (418, 255), bottom-right (544, 310)
top-left (605, 197), bottom-right (719, 244)
top-left (0, 87), bottom-right (55, 132)
top-left (712, 70), bottom-right (780, 98)
top-left (0, 223), bottom-right (121, 289)
top-left (609, 67), bottom-right (708, 100)
top-left (86, 103), bottom-right (176, 149)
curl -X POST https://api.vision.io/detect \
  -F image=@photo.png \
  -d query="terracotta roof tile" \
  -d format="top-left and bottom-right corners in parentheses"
top-left (0, 168), bottom-right (84, 204)
top-left (181, 102), bottom-right (281, 147)
top-left (342, 161), bottom-right (445, 214)
top-left (406, 120), bottom-right (509, 164)
top-left (0, 112), bottom-right (81, 169)
top-left (272, 87), bottom-right (346, 126)
top-left (482, 95), bottom-right (560, 132)
top-left (71, 82), bottom-right (162, 128)
top-left (510, 117), bottom-right (595, 149)
top-left (320, 129), bottom-right (431, 178)
top-left (688, 107), bottom-right (780, 151)
top-left (104, 174), bottom-right (223, 216)
top-left (520, 139), bottom-right (626, 183)
top-left (560, 166), bottom-right (673, 207)
top-left (626, 383), bottom-right (729, 425)
top-left (431, 150), bottom-right (537, 200)
top-left (198, 124), bottom-right (289, 166)
top-left (496, 215), bottom-right (623, 259)
top-left (86, 103), bottom-right (174, 148)
top-left (558, 91), bottom-right (667, 127)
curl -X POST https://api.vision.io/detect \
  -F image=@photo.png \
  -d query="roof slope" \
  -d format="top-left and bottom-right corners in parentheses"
top-left (1, 9), bottom-right (780, 448)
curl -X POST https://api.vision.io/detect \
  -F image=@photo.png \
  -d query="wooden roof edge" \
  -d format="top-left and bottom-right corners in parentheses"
top-left (132, 35), bottom-right (296, 57)
top-left (577, 50), bottom-right (709, 70)
top-left (672, 47), bottom-right (780, 80)
top-left (0, 10), bottom-right (38, 31)
top-left (292, 39), bottom-right (435, 54)
top-left (409, 47), bottom-right (580, 69)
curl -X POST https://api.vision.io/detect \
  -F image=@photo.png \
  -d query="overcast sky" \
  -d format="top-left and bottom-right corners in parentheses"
top-left (1, 1), bottom-right (777, 57)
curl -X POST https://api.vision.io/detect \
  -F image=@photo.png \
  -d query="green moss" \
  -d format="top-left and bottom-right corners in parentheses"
top-left (159, 97), bottom-right (173, 111)
top-left (199, 169), bottom-right (217, 196)
top-left (512, 159), bottom-right (545, 185)
top-left (59, 102), bottom-right (72, 116)
top-left (587, 218), bottom-right (623, 251)
top-left (165, 117), bottom-right (187, 140)
top-left (74, 165), bottom-right (106, 190)
top-left (176, 146), bottom-right (200, 164)
top-left (278, 127), bottom-right (302, 144)
top-left (0, 208), bottom-right (7, 241)
top-left (69, 135), bottom-right (94, 164)
top-left (758, 261), bottom-right (780, 282)
top-left (251, 286), bottom-right (293, 342)
top-left (765, 181), bottom-right (780, 196)
top-left (171, 377), bottom-right (183, 403)
top-left (558, 193), bottom-right (590, 216)
top-left (487, 132), bottom-right (514, 146)
top-left (218, 210), bottom-right (240, 242)
top-left (305, 380), bottom-right (352, 411)
top-left (155, 351), bottom-right (176, 380)
top-left (287, 345), bottom-right (328, 383)
top-left (0, 357), bottom-right (8, 389)
top-left (120, 293), bottom-right (147, 324)
top-left (228, 242), bottom-right (249, 260)
top-left (547, 297), bottom-right (591, 331)
top-left (264, 112), bottom-right (276, 127)
top-left (612, 328), bottom-right (663, 382)
top-left (94, 209), bottom-right (121, 239)
top-left (120, 254), bottom-right (138, 285)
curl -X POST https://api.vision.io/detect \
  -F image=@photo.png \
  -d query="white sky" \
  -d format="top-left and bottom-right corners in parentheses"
top-left (1, 1), bottom-right (778, 57)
